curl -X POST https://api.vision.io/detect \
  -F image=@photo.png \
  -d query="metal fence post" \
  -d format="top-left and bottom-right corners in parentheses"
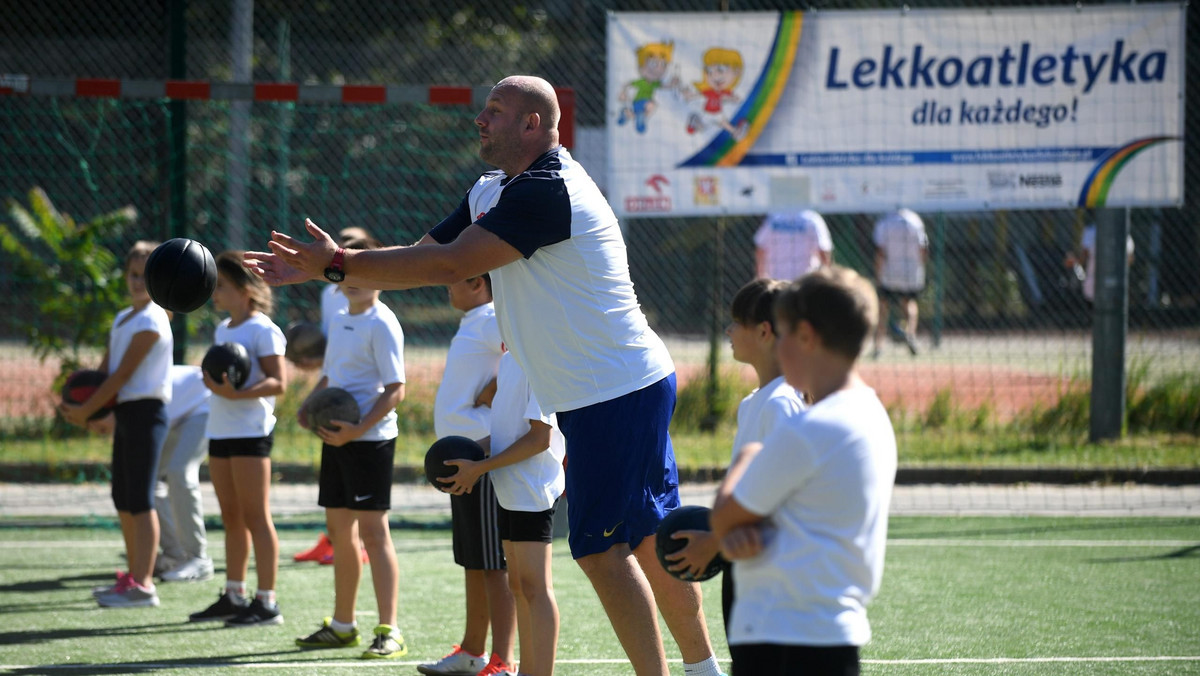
top-left (1089, 208), bottom-right (1129, 441)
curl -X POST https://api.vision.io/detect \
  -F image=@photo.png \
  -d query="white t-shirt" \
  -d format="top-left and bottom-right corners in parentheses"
top-left (108, 303), bottom-right (173, 404)
top-left (754, 210), bottom-right (833, 280)
top-left (430, 147), bottom-right (675, 413)
top-left (434, 303), bottom-right (503, 440)
top-left (320, 283), bottom-right (349, 336)
top-left (488, 352), bottom-right (566, 512)
top-left (322, 302), bottom-right (406, 441)
top-left (166, 365), bottom-right (210, 423)
top-left (729, 386), bottom-right (897, 647)
top-left (731, 376), bottom-right (806, 464)
top-left (873, 209), bottom-right (928, 291)
top-left (205, 313), bottom-right (286, 440)
top-left (1080, 225), bottom-right (1135, 302)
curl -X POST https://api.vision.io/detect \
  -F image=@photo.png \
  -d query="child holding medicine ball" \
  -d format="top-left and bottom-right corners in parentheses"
top-left (188, 250), bottom-right (288, 627)
top-left (293, 236), bottom-right (409, 659)
top-left (61, 240), bottom-right (173, 608)
top-left (662, 278), bottom-right (806, 637)
top-left (711, 267), bottom-right (898, 676)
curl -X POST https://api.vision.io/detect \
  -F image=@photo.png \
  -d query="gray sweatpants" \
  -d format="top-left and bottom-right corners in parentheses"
top-left (155, 411), bottom-right (209, 561)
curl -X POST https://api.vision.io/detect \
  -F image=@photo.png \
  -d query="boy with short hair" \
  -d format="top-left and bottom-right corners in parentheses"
top-left (711, 266), bottom-right (898, 676)
top-left (294, 236), bottom-right (409, 659)
top-left (419, 273), bottom-right (517, 676)
top-left (440, 350), bottom-right (566, 676)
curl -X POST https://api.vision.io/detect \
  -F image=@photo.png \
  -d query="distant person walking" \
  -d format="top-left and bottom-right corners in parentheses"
top-left (872, 208), bottom-right (927, 357)
top-left (1073, 222), bottom-right (1134, 306)
top-left (754, 209), bottom-right (832, 281)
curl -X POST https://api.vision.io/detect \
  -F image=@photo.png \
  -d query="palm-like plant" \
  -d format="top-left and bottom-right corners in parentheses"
top-left (0, 186), bottom-right (136, 371)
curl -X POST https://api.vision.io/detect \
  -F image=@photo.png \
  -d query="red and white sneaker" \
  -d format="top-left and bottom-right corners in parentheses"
top-left (477, 654), bottom-right (517, 676)
top-left (91, 571), bottom-right (133, 598)
top-left (415, 644), bottom-right (488, 675)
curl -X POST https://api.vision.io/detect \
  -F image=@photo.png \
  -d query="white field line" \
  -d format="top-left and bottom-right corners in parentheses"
top-left (4, 538), bottom-right (1196, 549)
top-left (2, 656), bottom-right (1199, 670)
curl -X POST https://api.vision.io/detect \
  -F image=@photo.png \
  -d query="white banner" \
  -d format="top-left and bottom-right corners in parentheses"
top-left (606, 5), bottom-right (1185, 216)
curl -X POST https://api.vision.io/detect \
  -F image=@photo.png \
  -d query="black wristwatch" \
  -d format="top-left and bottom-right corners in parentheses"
top-left (323, 247), bottom-right (346, 283)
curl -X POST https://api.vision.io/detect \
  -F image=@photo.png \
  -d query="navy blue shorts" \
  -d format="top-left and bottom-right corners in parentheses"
top-left (556, 374), bottom-right (680, 559)
top-left (111, 399), bottom-right (168, 514)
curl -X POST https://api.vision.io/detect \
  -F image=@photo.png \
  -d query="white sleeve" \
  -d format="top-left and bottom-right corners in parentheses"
top-left (255, 323), bottom-right (286, 358)
top-left (731, 422), bottom-right (813, 517)
top-left (373, 319), bottom-right (406, 386)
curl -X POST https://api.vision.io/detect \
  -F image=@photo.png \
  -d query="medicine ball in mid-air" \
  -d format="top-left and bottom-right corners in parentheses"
top-left (305, 386), bottom-right (361, 432)
top-left (60, 369), bottom-right (116, 420)
top-left (284, 321), bottom-right (326, 365)
top-left (655, 505), bottom-right (726, 582)
top-left (144, 238), bottom-right (216, 313)
top-left (201, 342), bottom-right (252, 389)
top-left (424, 435), bottom-right (485, 489)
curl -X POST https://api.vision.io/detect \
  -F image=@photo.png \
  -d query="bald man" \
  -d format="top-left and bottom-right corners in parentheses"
top-left (247, 75), bottom-right (725, 676)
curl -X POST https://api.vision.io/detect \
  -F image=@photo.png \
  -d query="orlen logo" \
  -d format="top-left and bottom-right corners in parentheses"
top-left (625, 174), bottom-right (672, 213)
top-left (1019, 173), bottom-right (1062, 188)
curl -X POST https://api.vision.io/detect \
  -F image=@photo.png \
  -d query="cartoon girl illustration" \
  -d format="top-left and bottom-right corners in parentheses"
top-left (618, 41), bottom-right (678, 134)
top-left (686, 47), bottom-right (747, 139)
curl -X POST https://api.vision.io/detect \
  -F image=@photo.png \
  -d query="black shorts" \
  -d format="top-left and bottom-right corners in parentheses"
top-left (450, 474), bottom-right (506, 570)
top-left (731, 643), bottom-right (859, 676)
top-left (497, 503), bottom-right (556, 544)
top-left (111, 399), bottom-right (168, 514)
top-left (878, 285), bottom-right (923, 304)
top-left (317, 438), bottom-right (395, 511)
top-left (208, 434), bottom-right (274, 459)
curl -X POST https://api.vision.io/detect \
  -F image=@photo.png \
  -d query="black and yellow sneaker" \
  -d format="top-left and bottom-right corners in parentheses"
top-left (296, 617), bottom-right (361, 649)
top-left (361, 625), bottom-right (407, 659)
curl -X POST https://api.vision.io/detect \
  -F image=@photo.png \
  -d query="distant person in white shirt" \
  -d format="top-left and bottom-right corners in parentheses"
top-left (441, 352), bottom-right (567, 676)
top-left (1072, 223), bottom-right (1134, 305)
top-left (712, 266), bottom-right (897, 676)
top-left (872, 208), bottom-right (927, 357)
top-left (754, 209), bottom-right (832, 281)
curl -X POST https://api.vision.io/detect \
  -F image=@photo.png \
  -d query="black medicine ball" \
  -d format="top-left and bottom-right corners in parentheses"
top-left (655, 505), bottom-right (726, 582)
top-left (145, 238), bottom-right (217, 313)
top-left (201, 342), bottom-right (251, 389)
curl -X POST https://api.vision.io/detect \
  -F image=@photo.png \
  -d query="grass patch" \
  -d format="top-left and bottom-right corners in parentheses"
top-left (0, 517), bottom-right (1197, 673)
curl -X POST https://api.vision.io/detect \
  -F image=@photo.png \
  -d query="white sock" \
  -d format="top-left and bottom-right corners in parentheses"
top-left (256, 589), bottom-right (277, 607)
top-left (331, 618), bottom-right (357, 634)
top-left (225, 580), bottom-right (248, 599)
top-left (684, 656), bottom-right (724, 676)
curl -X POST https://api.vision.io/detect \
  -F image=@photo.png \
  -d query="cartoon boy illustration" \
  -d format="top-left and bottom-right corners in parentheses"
top-left (686, 47), bottom-right (747, 139)
top-left (618, 41), bottom-right (677, 134)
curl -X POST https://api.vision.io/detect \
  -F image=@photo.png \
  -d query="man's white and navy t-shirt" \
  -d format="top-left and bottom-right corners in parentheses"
top-left (206, 314), bottom-right (286, 440)
top-left (322, 302), bottom-right (406, 442)
top-left (429, 146), bottom-right (674, 413)
top-left (434, 302), bottom-right (502, 441)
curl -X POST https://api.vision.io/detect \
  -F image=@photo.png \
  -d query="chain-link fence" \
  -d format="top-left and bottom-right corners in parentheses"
top-left (2, 1), bottom-right (1198, 464)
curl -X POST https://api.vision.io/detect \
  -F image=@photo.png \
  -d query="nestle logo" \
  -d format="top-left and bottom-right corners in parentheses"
top-left (987, 172), bottom-right (1016, 189)
top-left (1019, 174), bottom-right (1062, 188)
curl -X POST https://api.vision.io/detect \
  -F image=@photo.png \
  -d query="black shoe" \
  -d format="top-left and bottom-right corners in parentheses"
top-left (188, 590), bottom-right (248, 623)
top-left (904, 332), bottom-right (919, 356)
top-left (225, 597), bottom-right (284, 627)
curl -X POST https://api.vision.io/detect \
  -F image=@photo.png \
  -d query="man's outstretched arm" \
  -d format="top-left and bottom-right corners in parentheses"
top-left (244, 218), bottom-right (523, 290)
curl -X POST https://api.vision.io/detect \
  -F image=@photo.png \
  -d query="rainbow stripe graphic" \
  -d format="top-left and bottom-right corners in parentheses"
top-left (1077, 136), bottom-right (1178, 207)
top-left (679, 11), bottom-right (803, 168)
